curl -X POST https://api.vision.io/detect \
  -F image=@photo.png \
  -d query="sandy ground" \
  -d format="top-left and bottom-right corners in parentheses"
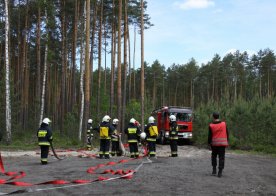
top-left (1, 145), bottom-right (276, 195)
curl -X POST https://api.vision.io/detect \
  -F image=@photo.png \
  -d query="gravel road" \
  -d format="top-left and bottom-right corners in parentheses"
top-left (1, 145), bottom-right (276, 195)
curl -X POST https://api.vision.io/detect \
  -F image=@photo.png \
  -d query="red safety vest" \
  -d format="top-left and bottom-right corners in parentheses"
top-left (209, 122), bottom-right (228, 146)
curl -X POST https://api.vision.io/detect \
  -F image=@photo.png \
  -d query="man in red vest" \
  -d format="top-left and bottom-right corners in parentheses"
top-left (208, 112), bottom-right (229, 177)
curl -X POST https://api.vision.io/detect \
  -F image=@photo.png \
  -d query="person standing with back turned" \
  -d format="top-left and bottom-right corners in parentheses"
top-left (37, 118), bottom-right (52, 165)
top-left (144, 116), bottom-right (158, 157)
top-left (125, 118), bottom-right (141, 158)
top-left (208, 112), bottom-right (229, 177)
top-left (97, 115), bottom-right (114, 159)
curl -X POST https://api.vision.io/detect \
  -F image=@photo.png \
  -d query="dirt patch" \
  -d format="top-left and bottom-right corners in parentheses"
top-left (1, 145), bottom-right (276, 195)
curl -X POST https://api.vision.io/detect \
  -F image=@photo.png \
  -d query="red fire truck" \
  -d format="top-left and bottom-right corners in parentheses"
top-left (151, 106), bottom-right (193, 144)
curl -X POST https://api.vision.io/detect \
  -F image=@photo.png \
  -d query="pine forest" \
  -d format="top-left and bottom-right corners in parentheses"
top-left (0, 0), bottom-right (275, 153)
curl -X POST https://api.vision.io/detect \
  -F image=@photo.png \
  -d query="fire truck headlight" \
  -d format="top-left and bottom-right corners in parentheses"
top-left (165, 132), bottom-right (169, 136)
top-left (189, 133), bottom-right (192, 137)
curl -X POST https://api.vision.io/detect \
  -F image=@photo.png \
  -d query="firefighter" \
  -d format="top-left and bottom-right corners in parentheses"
top-left (208, 112), bottom-right (229, 177)
top-left (96, 115), bottom-right (114, 159)
top-left (111, 118), bottom-right (121, 156)
top-left (125, 118), bottom-right (141, 158)
top-left (144, 116), bottom-right (158, 157)
top-left (86, 119), bottom-right (94, 150)
top-left (169, 115), bottom-right (178, 157)
top-left (37, 118), bottom-right (53, 165)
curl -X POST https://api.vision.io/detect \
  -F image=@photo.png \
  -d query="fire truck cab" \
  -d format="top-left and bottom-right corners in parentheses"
top-left (151, 106), bottom-right (193, 144)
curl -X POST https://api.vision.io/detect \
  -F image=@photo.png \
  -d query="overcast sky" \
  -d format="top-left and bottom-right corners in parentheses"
top-left (134, 0), bottom-right (276, 67)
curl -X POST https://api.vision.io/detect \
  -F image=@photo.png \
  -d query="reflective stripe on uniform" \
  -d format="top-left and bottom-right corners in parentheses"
top-left (128, 128), bottom-right (137, 134)
top-left (38, 130), bottom-right (47, 137)
top-left (128, 139), bottom-right (138, 143)
top-left (39, 142), bottom-right (50, 146)
top-left (146, 138), bottom-right (156, 142)
top-left (100, 137), bottom-right (111, 140)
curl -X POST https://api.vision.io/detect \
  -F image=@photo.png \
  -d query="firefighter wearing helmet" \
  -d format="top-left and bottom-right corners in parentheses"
top-left (95, 115), bottom-right (115, 159)
top-left (111, 118), bottom-right (121, 156)
top-left (37, 118), bottom-right (53, 164)
top-left (124, 118), bottom-right (141, 158)
top-left (86, 119), bottom-right (93, 150)
top-left (144, 116), bottom-right (158, 157)
top-left (169, 114), bottom-right (178, 157)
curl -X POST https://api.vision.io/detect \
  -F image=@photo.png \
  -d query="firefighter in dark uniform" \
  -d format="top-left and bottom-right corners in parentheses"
top-left (37, 118), bottom-right (53, 165)
top-left (169, 115), bottom-right (178, 157)
top-left (111, 118), bottom-right (121, 156)
top-left (96, 115), bottom-right (114, 159)
top-left (87, 119), bottom-right (94, 150)
top-left (125, 118), bottom-right (141, 158)
top-left (144, 116), bottom-right (158, 157)
top-left (208, 112), bottom-right (229, 177)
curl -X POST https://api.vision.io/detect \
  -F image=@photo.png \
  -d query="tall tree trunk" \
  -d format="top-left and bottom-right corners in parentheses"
top-left (71, 0), bottom-right (79, 111)
top-left (39, 5), bottom-right (49, 126)
top-left (36, 4), bottom-right (41, 122)
top-left (97, 0), bottom-right (103, 119)
top-left (15, 5), bottom-right (21, 124)
top-left (90, 1), bottom-right (98, 103)
top-left (153, 72), bottom-right (156, 108)
top-left (117, 0), bottom-right (122, 129)
top-left (128, 25), bottom-right (132, 101)
top-left (22, 4), bottom-right (29, 131)
top-left (133, 26), bottom-right (136, 99)
top-left (60, 0), bottom-right (67, 134)
top-left (79, 4), bottom-right (85, 141)
top-left (5, 0), bottom-right (11, 144)
top-left (110, 0), bottom-right (116, 116)
top-left (140, 0), bottom-right (145, 131)
top-left (122, 0), bottom-right (128, 131)
top-left (84, 0), bottom-right (91, 141)
top-left (104, 20), bottom-right (107, 96)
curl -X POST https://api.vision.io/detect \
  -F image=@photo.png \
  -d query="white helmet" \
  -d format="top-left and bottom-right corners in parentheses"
top-left (42, 118), bottom-right (51, 125)
top-left (113, 118), bottom-right (119, 125)
top-left (130, 118), bottom-right (136, 124)
top-left (102, 115), bottom-right (111, 122)
top-left (88, 119), bottom-right (93, 124)
top-left (169, 115), bottom-right (176, 122)
top-left (148, 116), bottom-right (155, 124)
top-left (140, 132), bottom-right (146, 140)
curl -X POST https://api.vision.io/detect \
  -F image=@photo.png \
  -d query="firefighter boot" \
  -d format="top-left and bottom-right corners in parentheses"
top-left (212, 167), bottom-right (216, 176)
top-left (218, 169), bottom-right (223, 178)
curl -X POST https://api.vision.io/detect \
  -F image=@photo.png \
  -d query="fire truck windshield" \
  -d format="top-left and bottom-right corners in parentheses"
top-left (170, 113), bottom-right (192, 122)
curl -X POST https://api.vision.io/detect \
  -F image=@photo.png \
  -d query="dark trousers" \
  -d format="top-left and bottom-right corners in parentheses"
top-left (148, 141), bottom-right (156, 157)
top-left (170, 139), bottom-right (178, 157)
top-left (129, 142), bottom-right (139, 158)
top-left (111, 140), bottom-right (120, 156)
top-left (100, 139), bottom-right (110, 158)
top-left (40, 145), bottom-right (49, 164)
top-left (211, 146), bottom-right (225, 170)
top-left (87, 136), bottom-right (92, 149)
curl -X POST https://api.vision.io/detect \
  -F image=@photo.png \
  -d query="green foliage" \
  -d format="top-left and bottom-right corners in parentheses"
top-left (193, 97), bottom-right (276, 154)
top-left (63, 111), bottom-right (79, 139)
top-left (126, 99), bottom-right (141, 121)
